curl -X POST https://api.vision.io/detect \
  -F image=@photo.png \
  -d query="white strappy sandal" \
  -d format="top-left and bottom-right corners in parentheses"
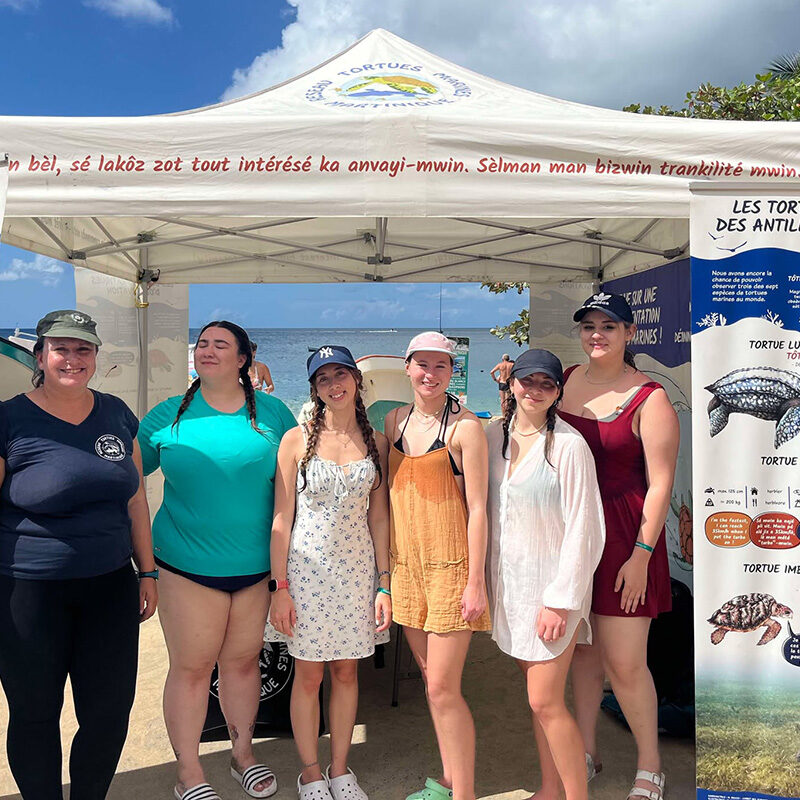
top-left (627, 769), bottom-right (666, 800)
top-left (325, 766), bottom-right (369, 800)
top-left (297, 773), bottom-right (334, 800)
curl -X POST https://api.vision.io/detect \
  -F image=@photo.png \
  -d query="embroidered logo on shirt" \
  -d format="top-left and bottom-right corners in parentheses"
top-left (95, 434), bottom-right (126, 461)
top-left (318, 346), bottom-right (334, 359)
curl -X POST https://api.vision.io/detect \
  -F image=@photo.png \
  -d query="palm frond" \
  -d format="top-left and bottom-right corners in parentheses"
top-left (768, 52), bottom-right (800, 78)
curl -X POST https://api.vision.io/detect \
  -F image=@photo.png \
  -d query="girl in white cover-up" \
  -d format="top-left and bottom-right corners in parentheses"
top-left (485, 349), bottom-right (604, 800)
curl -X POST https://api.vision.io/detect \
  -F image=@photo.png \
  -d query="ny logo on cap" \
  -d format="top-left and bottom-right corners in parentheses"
top-left (318, 347), bottom-right (334, 359)
top-left (591, 292), bottom-right (611, 305)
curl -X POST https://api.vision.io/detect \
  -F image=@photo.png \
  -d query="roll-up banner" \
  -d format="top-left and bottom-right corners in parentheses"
top-left (0, 155), bottom-right (8, 240)
top-left (74, 268), bottom-right (189, 512)
top-left (690, 184), bottom-right (800, 800)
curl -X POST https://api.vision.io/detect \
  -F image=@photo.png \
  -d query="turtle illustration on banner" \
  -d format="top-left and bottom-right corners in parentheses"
top-left (705, 366), bottom-right (800, 448)
top-left (707, 592), bottom-right (793, 646)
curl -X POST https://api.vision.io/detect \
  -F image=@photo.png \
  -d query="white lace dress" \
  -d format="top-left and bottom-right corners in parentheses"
top-left (266, 455), bottom-right (390, 661)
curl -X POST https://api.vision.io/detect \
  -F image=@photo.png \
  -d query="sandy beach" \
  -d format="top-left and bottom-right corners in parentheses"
top-left (0, 615), bottom-right (694, 799)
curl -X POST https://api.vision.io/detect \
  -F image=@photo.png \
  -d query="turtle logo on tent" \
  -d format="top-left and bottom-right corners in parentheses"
top-left (335, 74), bottom-right (439, 102)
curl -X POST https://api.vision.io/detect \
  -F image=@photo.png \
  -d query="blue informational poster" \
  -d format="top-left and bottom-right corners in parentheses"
top-left (690, 186), bottom-right (800, 800)
top-left (605, 259), bottom-right (694, 589)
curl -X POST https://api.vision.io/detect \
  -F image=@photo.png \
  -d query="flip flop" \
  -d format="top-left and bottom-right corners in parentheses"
top-left (231, 764), bottom-right (278, 798)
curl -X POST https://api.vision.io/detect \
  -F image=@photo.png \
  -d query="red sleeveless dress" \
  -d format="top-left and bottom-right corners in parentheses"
top-left (558, 366), bottom-right (672, 618)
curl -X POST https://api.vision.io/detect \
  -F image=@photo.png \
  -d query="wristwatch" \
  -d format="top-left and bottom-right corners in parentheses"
top-left (268, 578), bottom-right (289, 593)
top-left (138, 569), bottom-right (159, 580)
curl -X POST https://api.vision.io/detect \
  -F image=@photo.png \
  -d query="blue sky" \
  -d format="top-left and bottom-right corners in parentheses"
top-left (2, 0), bottom-right (798, 328)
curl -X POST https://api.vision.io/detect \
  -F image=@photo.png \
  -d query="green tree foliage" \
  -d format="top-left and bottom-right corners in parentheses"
top-left (622, 72), bottom-right (800, 121)
top-left (485, 67), bottom-right (800, 342)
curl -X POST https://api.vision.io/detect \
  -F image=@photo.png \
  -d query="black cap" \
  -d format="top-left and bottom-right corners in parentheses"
top-left (573, 291), bottom-right (633, 324)
top-left (509, 348), bottom-right (564, 386)
top-left (306, 345), bottom-right (358, 379)
top-left (36, 309), bottom-right (102, 346)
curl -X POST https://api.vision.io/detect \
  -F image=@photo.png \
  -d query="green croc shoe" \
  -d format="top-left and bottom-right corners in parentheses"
top-left (405, 778), bottom-right (453, 800)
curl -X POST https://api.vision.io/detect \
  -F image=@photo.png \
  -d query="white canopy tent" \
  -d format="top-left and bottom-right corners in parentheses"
top-left (1, 28), bottom-right (799, 412)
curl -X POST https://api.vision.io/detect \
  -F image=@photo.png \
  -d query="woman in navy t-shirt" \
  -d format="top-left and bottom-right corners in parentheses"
top-left (0, 309), bottom-right (157, 800)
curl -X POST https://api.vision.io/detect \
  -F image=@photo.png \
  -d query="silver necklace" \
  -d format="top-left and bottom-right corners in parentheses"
top-left (413, 400), bottom-right (447, 420)
top-left (584, 365), bottom-right (628, 385)
top-left (514, 420), bottom-right (548, 437)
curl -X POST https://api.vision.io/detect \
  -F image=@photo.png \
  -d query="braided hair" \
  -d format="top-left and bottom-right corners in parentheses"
top-left (298, 367), bottom-right (382, 491)
top-left (501, 379), bottom-right (563, 468)
top-left (172, 320), bottom-right (262, 434)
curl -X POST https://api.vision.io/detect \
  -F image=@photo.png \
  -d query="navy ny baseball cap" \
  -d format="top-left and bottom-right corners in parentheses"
top-left (509, 349), bottom-right (564, 386)
top-left (306, 345), bottom-right (358, 380)
top-left (573, 291), bottom-right (634, 324)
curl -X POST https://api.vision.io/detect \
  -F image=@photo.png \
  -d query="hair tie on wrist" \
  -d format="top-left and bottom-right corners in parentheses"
top-left (634, 541), bottom-right (654, 554)
top-left (377, 587), bottom-right (392, 596)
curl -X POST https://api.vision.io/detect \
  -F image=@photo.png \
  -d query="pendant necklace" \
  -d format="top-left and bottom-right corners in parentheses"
top-left (584, 365), bottom-right (628, 385)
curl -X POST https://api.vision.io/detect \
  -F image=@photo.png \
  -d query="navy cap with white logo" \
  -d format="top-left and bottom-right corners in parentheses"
top-left (306, 345), bottom-right (358, 380)
top-left (509, 348), bottom-right (564, 386)
top-left (573, 291), bottom-right (633, 324)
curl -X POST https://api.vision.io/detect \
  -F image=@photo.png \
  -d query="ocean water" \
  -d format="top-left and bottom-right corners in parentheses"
top-left (2, 327), bottom-right (519, 416)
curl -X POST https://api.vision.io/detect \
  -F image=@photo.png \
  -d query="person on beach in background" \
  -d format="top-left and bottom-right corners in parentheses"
top-left (138, 321), bottom-right (296, 800)
top-left (385, 331), bottom-right (491, 800)
top-left (268, 345), bottom-right (392, 800)
top-left (485, 349), bottom-right (604, 800)
top-left (250, 342), bottom-right (275, 393)
top-left (0, 310), bottom-right (157, 800)
top-left (490, 353), bottom-right (514, 414)
top-left (558, 293), bottom-right (678, 800)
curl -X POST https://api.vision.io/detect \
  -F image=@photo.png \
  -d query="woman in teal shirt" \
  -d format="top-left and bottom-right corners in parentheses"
top-left (139, 321), bottom-right (296, 800)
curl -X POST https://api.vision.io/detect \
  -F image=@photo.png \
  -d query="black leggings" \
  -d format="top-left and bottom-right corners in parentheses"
top-left (0, 564), bottom-right (140, 800)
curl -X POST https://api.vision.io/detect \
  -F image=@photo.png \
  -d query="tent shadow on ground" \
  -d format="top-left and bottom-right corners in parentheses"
top-left (0, 628), bottom-right (694, 800)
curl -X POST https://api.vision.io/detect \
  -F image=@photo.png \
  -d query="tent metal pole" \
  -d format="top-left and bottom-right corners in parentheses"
top-left (31, 218), bottom-right (72, 259)
top-left (135, 249), bottom-right (153, 419)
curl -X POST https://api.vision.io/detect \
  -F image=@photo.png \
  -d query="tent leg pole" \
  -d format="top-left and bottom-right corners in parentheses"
top-left (136, 249), bottom-right (151, 418)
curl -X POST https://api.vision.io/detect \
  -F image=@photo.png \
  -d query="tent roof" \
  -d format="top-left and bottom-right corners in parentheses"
top-left (0, 28), bottom-right (797, 284)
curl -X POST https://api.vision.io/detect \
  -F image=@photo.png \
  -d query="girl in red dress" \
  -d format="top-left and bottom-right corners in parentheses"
top-left (558, 292), bottom-right (678, 800)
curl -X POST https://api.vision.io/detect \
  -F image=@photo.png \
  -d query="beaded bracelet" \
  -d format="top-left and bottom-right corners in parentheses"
top-left (634, 541), bottom-right (654, 554)
top-left (377, 587), bottom-right (392, 597)
top-left (378, 570), bottom-right (391, 578)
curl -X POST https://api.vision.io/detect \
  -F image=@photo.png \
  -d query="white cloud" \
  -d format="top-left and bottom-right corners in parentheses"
top-left (83, 0), bottom-right (174, 25)
top-left (222, 0), bottom-right (800, 108)
top-left (0, 254), bottom-right (64, 287)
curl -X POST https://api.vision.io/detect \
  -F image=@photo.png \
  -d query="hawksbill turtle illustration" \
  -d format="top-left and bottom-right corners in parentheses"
top-left (705, 367), bottom-right (800, 448)
top-left (707, 592), bottom-right (793, 645)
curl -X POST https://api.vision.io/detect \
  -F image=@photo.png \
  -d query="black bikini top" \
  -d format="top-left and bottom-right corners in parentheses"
top-left (393, 393), bottom-right (463, 477)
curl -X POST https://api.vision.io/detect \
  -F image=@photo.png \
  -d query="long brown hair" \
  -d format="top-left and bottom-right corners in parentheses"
top-left (501, 379), bottom-right (563, 468)
top-left (172, 321), bottom-right (262, 434)
top-left (298, 367), bottom-right (382, 491)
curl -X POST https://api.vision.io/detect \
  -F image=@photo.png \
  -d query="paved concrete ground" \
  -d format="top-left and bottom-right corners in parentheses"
top-left (0, 616), bottom-right (694, 799)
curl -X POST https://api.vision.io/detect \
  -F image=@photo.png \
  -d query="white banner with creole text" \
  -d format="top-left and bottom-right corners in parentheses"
top-left (690, 185), bottom-right (800, 800)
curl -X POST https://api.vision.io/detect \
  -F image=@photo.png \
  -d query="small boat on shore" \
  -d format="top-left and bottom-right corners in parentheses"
top-left (356, 354), bottom-right (413, 431)
top-left (0, 336), bottom-right (35, 401)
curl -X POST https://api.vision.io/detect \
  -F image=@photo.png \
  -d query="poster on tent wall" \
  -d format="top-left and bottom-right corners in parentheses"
top-left (447, 336), bottom-right (469, 406)
top-left (528, 281), bottom-right (595, 366)
top-left (604, 261), bottom-right (694, 592)
top-left (690, 186), bottom-right (800, 800)
top-left (74, 268), bottom-right (188, 511)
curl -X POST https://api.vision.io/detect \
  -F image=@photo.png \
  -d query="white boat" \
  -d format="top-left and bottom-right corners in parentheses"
top-left (356, 354), bottom-right (412, 431)
top-left (8, 328), bottom-right (36, 352)
top-left (0, 336), bottom-right (35, 401)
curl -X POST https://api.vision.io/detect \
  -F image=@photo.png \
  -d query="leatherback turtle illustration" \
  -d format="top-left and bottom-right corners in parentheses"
top-left (708, 593), bottom-right (793, 645)
top-left (705, 367), bottom-right (800, 448)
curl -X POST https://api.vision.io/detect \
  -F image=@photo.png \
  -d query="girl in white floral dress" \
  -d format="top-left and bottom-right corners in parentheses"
top-left (268, 346), bottom-right (392, 800)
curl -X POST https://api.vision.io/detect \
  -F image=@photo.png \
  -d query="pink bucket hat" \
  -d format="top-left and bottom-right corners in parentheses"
top-left (405, 331), bottom-right (457, 360)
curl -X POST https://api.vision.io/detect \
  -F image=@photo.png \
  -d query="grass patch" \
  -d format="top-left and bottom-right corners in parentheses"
top-left (696, 681), bottom-right (800, 797)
